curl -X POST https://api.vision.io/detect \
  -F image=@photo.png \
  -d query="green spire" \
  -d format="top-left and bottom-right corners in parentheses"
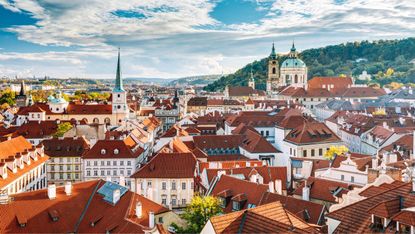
top-left (269, 42), bottom-right (277, 59)
top-left (114, 48), bottom-right (125, 92)
top-left (250, 67), bottom-right (254, 81)
top-left (289, 41), bottom-right (297, 58)
top-left (290, 41), bottom-right (296, 52)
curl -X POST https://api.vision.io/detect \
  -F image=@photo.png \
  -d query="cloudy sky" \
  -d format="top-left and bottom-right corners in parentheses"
top-left (0, 0), bottom-right (414, 79)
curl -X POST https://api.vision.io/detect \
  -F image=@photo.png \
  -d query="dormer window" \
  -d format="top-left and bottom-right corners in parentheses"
top-left (101, 149), bottom-right (106, 155)
top-left (114, 149), bottom-right (119, 155)
top-left (232, 201), bottom-right (241, 211)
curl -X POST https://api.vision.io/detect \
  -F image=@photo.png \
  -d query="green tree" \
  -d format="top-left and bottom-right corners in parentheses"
top-left (0, 88), bottom-right (16, 106)
top-left (324, 145), bottom-right (349, 160)
top-left (54, 122), bottom-right (73, 137)
top-left (172, 195), bottom-right (222, 233)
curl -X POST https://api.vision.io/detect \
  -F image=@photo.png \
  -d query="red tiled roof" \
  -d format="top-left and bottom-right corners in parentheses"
top-left (209, 201), bottom-right (316, 233)
top-left (0, 180), bottom-right (169, 233)
top-left (285, 122), bottom-right (341, 145)
top-left (211, 175), bottom-right (268, 213)
top-left (293, 177), bottom-right (357, 203)
top-left (327, 181), bottom-right (415, 233)
top-left (307, 77), bottom-right (353, 90)
top-left (42, 137), bottom-right (90, 157)
top-left (258, 192), bottom-right (326, 225)
top-left (131, 152), bottom-right (196, 178)
top-left (83, 140), bottom-right (144, 159)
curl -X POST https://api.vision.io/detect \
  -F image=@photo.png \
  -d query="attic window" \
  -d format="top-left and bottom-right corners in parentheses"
top-left (114, 149), bottom-right (119, 155)
top-left (101, 149), bottom-right (106, 155)
top-left (48, 209), bottom-right (59, 222)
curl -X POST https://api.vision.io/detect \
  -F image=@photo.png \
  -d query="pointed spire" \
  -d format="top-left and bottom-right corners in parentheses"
top-left (19, 80), bottom-right (25, 96)
top-left (289, 40), bottom-right (297, 58)
top-left (114, 47), bottom-right (125, 92)
top-left (269, 42), bottom-right (277, 60)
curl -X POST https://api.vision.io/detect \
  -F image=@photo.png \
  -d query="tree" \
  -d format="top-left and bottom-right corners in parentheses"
top-left (172, 195), bottom-right (222, 233)
top-left (54, 122), bottom-right (73, 137)
top-left (324, 145), bottom-right (349, 160)
top-left (0, 88), bottom-right (15, 106)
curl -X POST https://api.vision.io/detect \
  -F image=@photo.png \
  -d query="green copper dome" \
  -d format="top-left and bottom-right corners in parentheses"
top-left (281, 58), bottom-right (306, 68)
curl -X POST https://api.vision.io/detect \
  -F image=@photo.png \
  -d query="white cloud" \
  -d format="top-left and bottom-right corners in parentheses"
top-left (0, 0), bottom-right (415, 78)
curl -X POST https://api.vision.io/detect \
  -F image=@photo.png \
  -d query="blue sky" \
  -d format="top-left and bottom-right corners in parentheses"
top-left (0, 0), bottom-right (414, 79)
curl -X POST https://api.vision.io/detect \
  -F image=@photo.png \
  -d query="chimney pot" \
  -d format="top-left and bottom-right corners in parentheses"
top-left (149, 211), bottom-right (155, 229)
top-left (48, 184), bottom-right (56, 200)
top-left (64, 182), bottom-right (72, 196)
top-left (135, 202), bottom-right (142, 218)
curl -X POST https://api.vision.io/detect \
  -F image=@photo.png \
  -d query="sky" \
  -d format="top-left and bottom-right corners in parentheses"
top-left (0, 0), bottom-right (414, 79)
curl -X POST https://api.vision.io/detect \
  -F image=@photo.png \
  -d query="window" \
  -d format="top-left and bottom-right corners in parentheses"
top-left (87, 170), bottom-right (91, 176)
top-left (162, 182), bottom-right (166, 190)
top-left (172, 181), bottom-right (176, 190)
top-left (351, 176), bottom-right (355, 183)
top-left (114, 149), bottom-right (119, 155)
top-left (87, 161), bottom-right (91, 166)
top-left (290, 148), bottom-right (292, 155)
top-left (265, 131), bottom-right (269, 136)
top-left (94, 170), bottom-right (98, 176)
top-left (101, 161), bottom-right (104, 166)
top-left (51, 173), bottom-right (55, 180)
top-left (101, 170), bottom-right (105, 176)
top-left (120, 161), bottom-right (124, 166)
top-left (113, 161), bottom-right (117, 166)
top-left (67, 173), bottom-right (71, 179)
top-left (232, 201), bottom-right (240, 211)
top-left (94, 161), bottom-right (97, 166)
top-left (113, 170), bottom-right (117, 176)
top-left (341, 175), bottom-right (345, 181)
top-left (75, 173), bottom-right (79, 179)
top-left (75, 165), bottom-right (79, 170)
top-left (182, 182), bottom-right (186, 190)
top-left (303, 150), bottom-right (307, 157)
top-left (101, 149), bottom-right (106, 155)
top-left (107, 170), bottom-right (110, 176)
top-left (51, 165), bottom-right (55, 171)
top-left (120, 170), bottom-right (124, 175)
top-left (59, 165), bottom-right (63, 171)
top-left (67, 165), bottom-right (71, 170)
top-left (319, 148), bottom-right (323, 156)
top-left (107, 161), bottom-right (111, 166)
top-left (162, 198), bottom-right (167, 205)
top-left (59, 173), bottom-right (63, 179)
top-left (158, 217), bottom-right (163, 223)
top-left (127, 170), bottom-right (131, 176)
top-left (127, 161), bottom-right (131, 166)
top-left (182, 199), bottom-right (187, 205)
top-left (148, 181), bottom-right (152, 188)
top-left (311, 149), bottom-right (315, 157)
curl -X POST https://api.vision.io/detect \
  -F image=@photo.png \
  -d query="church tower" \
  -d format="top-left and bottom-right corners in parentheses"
top-left (248, 67), bottom-right (255, 89)
top-left (112, 48), bottom-right (129, 125)
top-left (16, 80), bottom-right (28, 107)
top-left (280, 42), bottom-right (308, 89)
top-left (267, 43), bottom-right (279, 93)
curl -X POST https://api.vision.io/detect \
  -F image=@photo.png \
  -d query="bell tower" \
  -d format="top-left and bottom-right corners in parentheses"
top-left (267, 43), bottom-right (279, 93)
top-left (248, 67), bottom-right (255, 89)
top-left (112, 48), bottom-right (129, 125)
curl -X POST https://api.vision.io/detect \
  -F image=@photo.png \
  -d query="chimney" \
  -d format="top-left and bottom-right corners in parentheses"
top-left (268, 181), bottom-right (275, 193)
top-left (64, 182), bottom-right (72, 196)
top-left (149, 211), bottom-right (155, 229)
top-left (302, 182), bottom-right (310, 201)
top-left (275, 179), bottom-right (283, 195)
top-left (48, 184), bottom-right (56, 200)
top-left (113, 189), bottom-right (121, 204)
top-left (119, 176), bottom-right (125, 187)
top-left (135, 202), bottom-right (142, 218)
top-left (217, 170), bottom-right (226, 178)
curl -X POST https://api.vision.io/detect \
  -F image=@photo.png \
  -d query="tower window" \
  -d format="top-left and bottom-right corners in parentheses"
top-left (117, 105), bottom-right (121, 109)
top-left (117, 94), bottom-right (120, 98)
top-left (272, 67), bottom-right (276, 74)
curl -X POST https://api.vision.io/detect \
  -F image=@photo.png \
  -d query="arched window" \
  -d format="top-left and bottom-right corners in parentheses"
top-left (294, 74), bottom-right (298, 83)
top-left (93, 118), bottom-right (99, 124)
top-left (101, 149), bottom-right (106, 155)
top-left (104, 118), bottom-right (111, 125)
top-left (114, 149), bottom-right (119, 154)
top-left (272, 67), bottom-right (276, 74)
top-left (82, 118), bottom-right (88, 124)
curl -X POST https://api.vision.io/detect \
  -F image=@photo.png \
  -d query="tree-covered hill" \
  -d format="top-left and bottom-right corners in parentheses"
top-left (204, 38), bottom-right (415, 91)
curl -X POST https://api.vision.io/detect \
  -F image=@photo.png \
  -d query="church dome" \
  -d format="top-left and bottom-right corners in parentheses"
top-left (281, 58), bottom-right (306, 68)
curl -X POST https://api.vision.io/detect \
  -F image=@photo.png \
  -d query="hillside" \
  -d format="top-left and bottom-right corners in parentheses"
top-left (204, 38), bottom-right (415, 91)
top-left (168, 74), bottom-right (221, 86)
